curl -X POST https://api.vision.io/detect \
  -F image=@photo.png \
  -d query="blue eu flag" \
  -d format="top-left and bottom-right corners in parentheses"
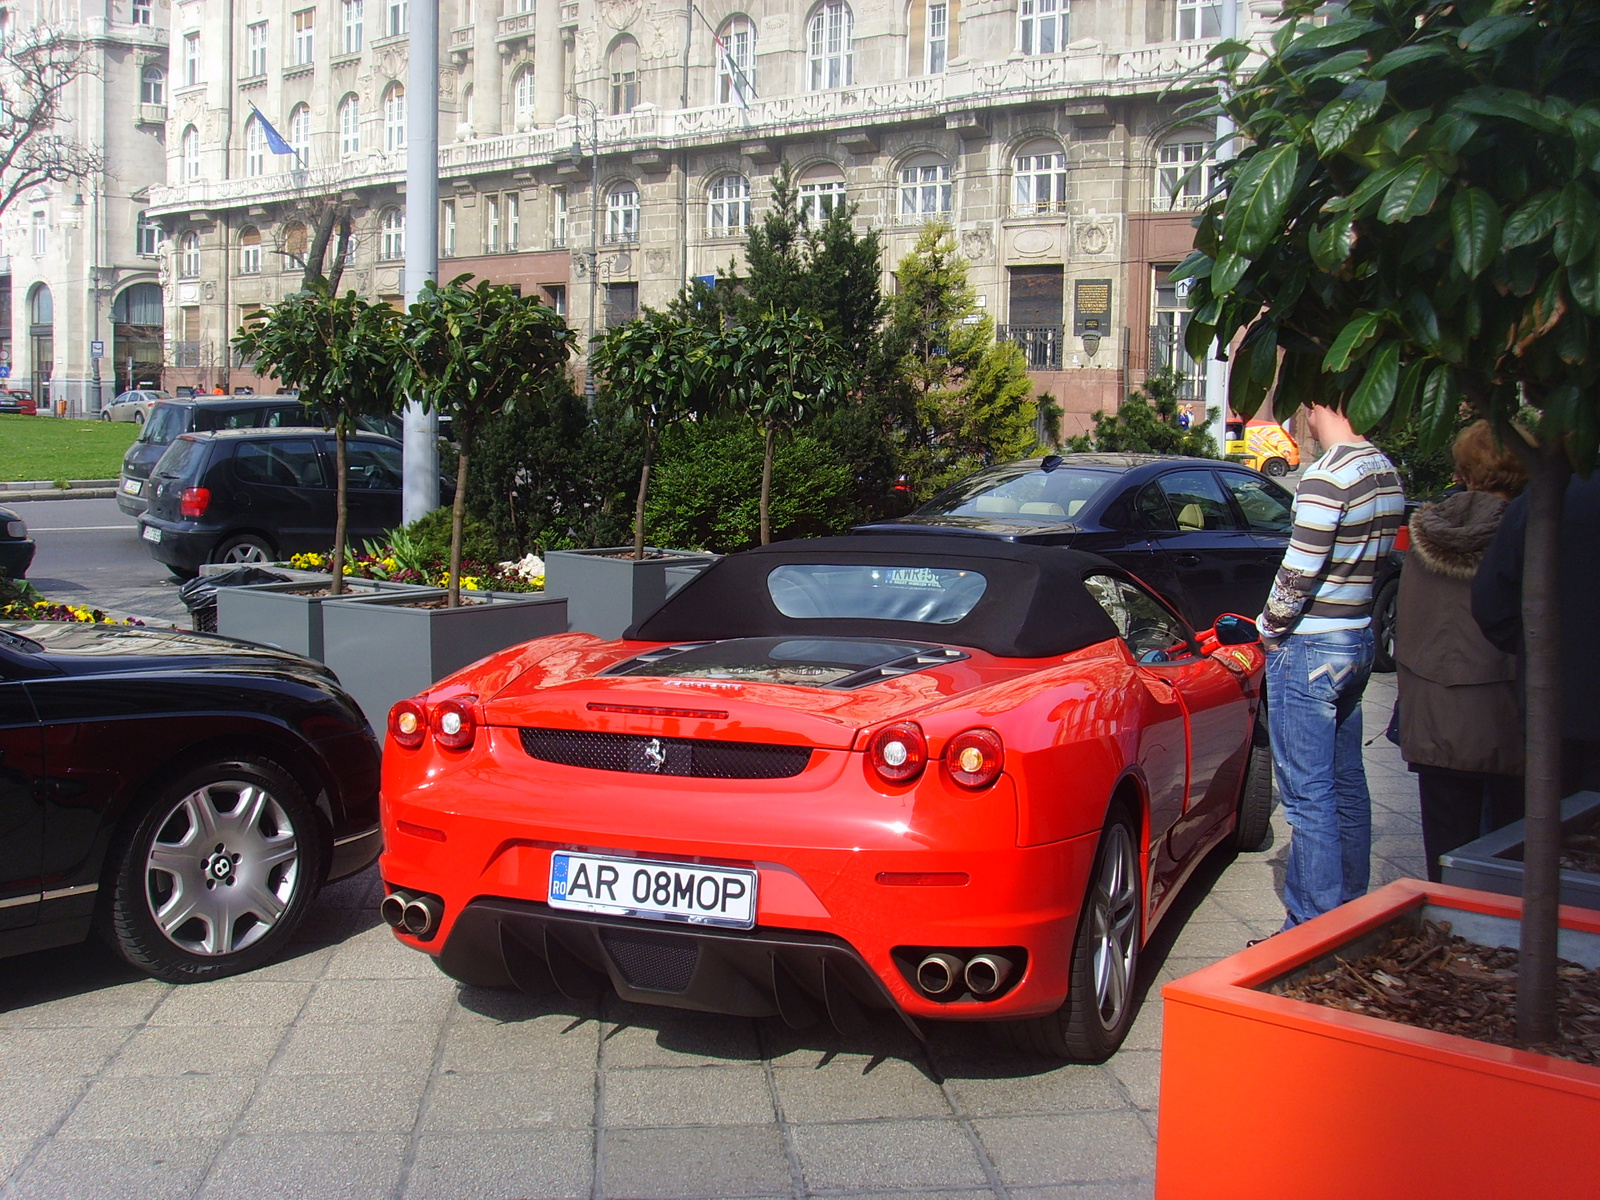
top-left (250, 105), bottom-right (297, 157)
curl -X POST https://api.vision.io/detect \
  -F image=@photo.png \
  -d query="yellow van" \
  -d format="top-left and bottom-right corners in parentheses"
top-left (1225, 420), bottom-right (1300, 477)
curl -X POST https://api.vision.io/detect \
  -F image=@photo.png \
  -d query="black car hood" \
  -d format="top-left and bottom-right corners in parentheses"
top-left (2, 621), bottom-right (338, 682)
top-left (857, 516), bottom-right (1084, 537)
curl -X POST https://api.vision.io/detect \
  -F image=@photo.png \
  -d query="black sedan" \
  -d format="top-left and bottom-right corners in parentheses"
top-left (861, 454), bottom-right (1297, 629)
top-left (1, 506), bottom-right (35, 580)
top-left (0, 620), bottom-right (381, 980)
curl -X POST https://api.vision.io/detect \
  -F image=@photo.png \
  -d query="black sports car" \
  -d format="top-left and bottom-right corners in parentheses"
top-left (0, 621), bottom-right (381, 980)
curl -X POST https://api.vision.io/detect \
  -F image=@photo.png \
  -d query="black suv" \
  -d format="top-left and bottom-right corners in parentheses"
top-left (137, 428), bottom-right (408, 577)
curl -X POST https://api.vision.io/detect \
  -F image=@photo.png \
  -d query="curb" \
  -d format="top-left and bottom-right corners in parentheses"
top-left (2, 479), bottom-right (117, 491)
top-left (3, 488), bottom-right (118, 502)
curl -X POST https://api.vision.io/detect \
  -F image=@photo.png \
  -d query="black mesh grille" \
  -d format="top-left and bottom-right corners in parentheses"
top-left (600, 927), bottom-right (700, 992)
top-left (519, 727), bottom-right (811, 779)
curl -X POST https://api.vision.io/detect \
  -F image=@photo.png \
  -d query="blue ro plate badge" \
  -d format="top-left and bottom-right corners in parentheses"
top-left (548, 852), bottom-right (758, 930)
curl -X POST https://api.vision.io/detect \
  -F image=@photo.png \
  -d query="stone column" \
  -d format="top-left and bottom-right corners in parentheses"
top-left (534, 0), bottom-right (562, 125)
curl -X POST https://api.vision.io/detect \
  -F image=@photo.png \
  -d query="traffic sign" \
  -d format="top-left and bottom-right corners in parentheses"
top-left (90, 341), bottom-right (104, 358)
top-left (0, 366), bottom-right (11, 379)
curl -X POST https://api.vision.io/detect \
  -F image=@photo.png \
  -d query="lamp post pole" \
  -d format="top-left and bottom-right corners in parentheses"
top-left (402, 0), bottom-right (441, 523)
top-left (572, 94), bottom-right (602, 404)
top-left (1204, 0), bottom-right (1240, 453)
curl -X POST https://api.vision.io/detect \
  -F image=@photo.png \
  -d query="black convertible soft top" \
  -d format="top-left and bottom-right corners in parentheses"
top-left (625, 534), bottom-right (1125, 659)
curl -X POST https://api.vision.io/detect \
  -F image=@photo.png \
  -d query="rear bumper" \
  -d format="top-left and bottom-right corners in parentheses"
top-left (137, 516), bottom-right (213, 570)
top-left (116, 476), bottom-right (150, 516)
top-left (0, 538), bottom-right (36, 579)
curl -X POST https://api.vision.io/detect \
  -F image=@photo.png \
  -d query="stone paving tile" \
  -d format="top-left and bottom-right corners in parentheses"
top-left (0, 984), bottom-right (166, 1030)
top-left (0, 1026), bottom-right (132, 1079)
top-left (601, 1125), bottom-right (790, 1199)
top-left (4, 1135), bottom-right (222, 1200)
top-left (773, 1057), bottom-right (950, 1122)
top-left (196, 1133), bottom-right (408, 1200)
top-left (439, 1011), bottom-right (600, 1073)
top-left (403, 1129), bottom-right (592, 1200)
top-left (55, 1075), bottom-right (257, 1140)
top-left (323, 927), bottom-right (445, 980)
top-left (944, 1064), bottom-right (1127, 1118)
top-left (601, 1004), bottom-right (764, 1068)
top-left (603, 1065), bottom-right (774, 1127)
top-left (975, 1112), bottom-right (1156, 1188)
top-left (0, 1080), bottom-right (91, 1140)
top-left (298, 975), bottom-right (455, 1026)
top-left (106, 1023), bottom-right (285, 1077)
top-left (238, 1072), bottom-right (430, 1134)
top-left (1105, 1050), bottom-right (1161, 1112)
top-left (420, 1068), bottom-right (594, 1131)
top-left (1010, 1183), bottom-right (1155, 1200)
top-left (146, 979), bottom-right (312, 1027)
top-left (268, 1018), bottom-right (444, 1076)
top-left (789, 1118), bottom-right (991, 1192)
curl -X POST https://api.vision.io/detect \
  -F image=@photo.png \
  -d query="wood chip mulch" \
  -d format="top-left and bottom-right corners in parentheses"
top-left (1279, 919), bottom-right (1600, 1067)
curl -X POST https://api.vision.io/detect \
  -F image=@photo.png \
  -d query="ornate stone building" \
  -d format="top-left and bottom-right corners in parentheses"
top-left (2, 0), bottom-right (171, 414)
top-left (146, 0), bottom-right (1272, 428)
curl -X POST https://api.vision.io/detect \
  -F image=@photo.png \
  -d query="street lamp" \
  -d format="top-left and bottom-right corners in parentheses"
top-left (570, 93), bottom-right (603, 404)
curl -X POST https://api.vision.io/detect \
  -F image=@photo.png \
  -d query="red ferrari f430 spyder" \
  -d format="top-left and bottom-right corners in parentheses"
top-left (379, 535), bottom-right (1270, 1060)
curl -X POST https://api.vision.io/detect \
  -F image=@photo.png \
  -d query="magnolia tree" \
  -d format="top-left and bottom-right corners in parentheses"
top-left (0, 23), bottom-right (102, 219)
top-left (1175, 0), bottom-right (1600, 1043)
top-left (398, 278), bottom-right (574, 606)
top-left (232, 284), bottom-right (400, 594)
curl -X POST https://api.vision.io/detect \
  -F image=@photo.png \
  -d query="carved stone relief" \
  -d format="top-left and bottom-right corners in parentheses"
top-left (1072, 216), bottom-right (1117, 258)
top-left (1012, 227), bottom-right (1057, 258)
top-left (598, 0), bottom-right (644, 32)
top-left (961, 227), bottom-right (992, 263)
top-left (645, 248), bottom-right (670, 274)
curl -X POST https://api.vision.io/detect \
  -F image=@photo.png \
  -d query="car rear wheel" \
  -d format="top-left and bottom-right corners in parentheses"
top-left (1232, 706), bottom-right (1274, 852)
top-left (100, 410), bottom-right (111, 422)
top-left (134, 411), bottom-right (145, 425)
top-left (213, 534), bottom-right (275, 566)
top-left (1372, 576), bottom-right (1399, 673)
top-left (1262, 456), bottom-right (1289, 477)
top-left (105, 757), bottom-right (327, 982)
top-left (1003, 805), bottom-right (1142, 1061)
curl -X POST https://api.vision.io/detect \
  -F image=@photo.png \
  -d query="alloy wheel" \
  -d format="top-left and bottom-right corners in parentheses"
top-left (221, 542), bottom-right (269, 564)
top-left (1088, 822), bottom-right (1139, 1030)
top-left (144, 781), bottom-right (300, 956)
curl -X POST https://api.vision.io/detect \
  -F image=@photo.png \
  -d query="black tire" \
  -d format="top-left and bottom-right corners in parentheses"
top-left (104, 756), bottom-right (327, 982)
top-left (1372, 576), bottom-right (1399, 673)
top-left (1232, 706), bottom-right (1274, 851)
top-left (134, 411), bottom-right (145, 425)
top-left (1262, 456), bottom-right (1289, 477)
top-left (100, 410), bottom-right (112, 422)
top-left (1003, 803), bottom-right (1142, 1061)
top-left (211, 533), bottom-right (275, 566)
top-left (166, 564), bottom-right (199, 581)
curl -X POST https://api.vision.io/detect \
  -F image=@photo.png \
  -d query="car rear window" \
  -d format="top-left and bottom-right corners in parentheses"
top-left (766, 564), bottom-right (987, 625)
top-left (918, 465), bottom-right (1115, 522)
top-left (139, 403), bottom-right (189, 446)
top-left (153, 436), bottom-right (204, 479)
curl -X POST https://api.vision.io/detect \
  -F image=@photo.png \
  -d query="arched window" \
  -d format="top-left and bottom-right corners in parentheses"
top-left (716, 17), bottom-right (756, 105)
top-left (606, 182), bottom-right (639, 243)
top-left (1013, 139), bottom-right (1067, 215)
top-left (898, 155), bottom-right (952, 219)
top-left (240, 227), bottom-right (263, 274)
top-left (29, 283), bottom-right (53, 326)
top-left (1154, 135), bottom-right (1211, 211)
top-left (807, 2), bottom-right (853, 91)
top-left (379, 207), bottom-right (405, 260)
top-left (608, 37), bottom-right (639, 114)
top-left (512, 67), bottom-right (535, 128)
top-left (140, 65), bottom-right (165, 105)
top-left (384, 83), bottom-right (406, 152)
top-left (339, 93), bottom-right (361, 156)
top-left (707, 174), bottom-right (751, 236)
top-left (179, 230), bottom-right (201, 278)
top-left (1019, 0), bottom-right (1064, 55)
top-left (924, 0), bottom-right (949, 74)
top-left (289, 104), bottom-right (312, 162)
top-left (245, 115), bottom-right (267, 176)
top-left (181, 125), bottom-right (200, 180)
top-left (797, 164), bottom-right (845, 222)
top-left (458, 83), bottom-right (474, 137)
top-left (283, 222), bottom-right (309, 269)
top-left (112, 283), bottom-right (163, 325)
top-left (136, 210), bottom-right (165, 256)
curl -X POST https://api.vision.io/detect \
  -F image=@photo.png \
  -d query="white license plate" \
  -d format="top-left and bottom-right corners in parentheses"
top-left (122, 478), bottom-right (143, 495)
top-left (548, 852), bottom-right (757, 930)
top-left (140, 524), bottom-right (161, 543)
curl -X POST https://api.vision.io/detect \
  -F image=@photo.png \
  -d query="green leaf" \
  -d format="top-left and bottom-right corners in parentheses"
top-left (1185, 319), bottom-right (1217, 364)
top-left (1370, 43), bottom-right (1450, 80)
top-left (1312, 81), bottom-right (1387, 156)
top-left (1552, 181), bottom-right (1600, 267)
top-left (1503, 190), bottom-right (1559, 248)
top-left (1379, 160), bottom-right (1445, 224)
top-left (1166, 250), bottom-right (1212, 286)
top-left (1304, 49), bottom-right (1370, 81)
top-left (1230, 321), bottom-right (1280, 420)
top-left (1453, 87), bottom-right (1562, 135)
top-left (1450, 187), bottom-right (1501, 279)
top-left (1322, 311), bottom-right (1383, 372)
top-left (1348, 341), bottom-right (1400, 432)
top-left (1378, 109), bottom-right (1430, 157)
top-left (1334, 162), bottom-right (1405, 216)
top-left (1457, 14), bottom-right (1533, 53)
top-left (1211, 252), bottom-right (1253, 295)
top-left (1429, 111), bottom-right (1480, 156)
top-left (1271, 352), bottom-right (1321, 423)
top-left (1310, 213), bottom-right (1357, 272)
top-left (1417, 365), bottom-right (1461, 453)
top-left (1391, 359), bottom-right (1425, 428)
top-left (1222, 143), bottom-right (1302, 258)
top-left (1568, 249), bottom-right (1600, 316)
top-left (1288, 19), bottom-right (1380, 54)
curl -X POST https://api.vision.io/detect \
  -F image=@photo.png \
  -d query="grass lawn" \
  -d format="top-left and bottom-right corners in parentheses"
top-left (0, 415), bottom-right (140, 483)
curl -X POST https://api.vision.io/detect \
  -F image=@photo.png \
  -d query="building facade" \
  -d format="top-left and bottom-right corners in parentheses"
top-left (146, 0), bottom-right (1272, 429)
top-left (3, 0), bottom-right (171, 415)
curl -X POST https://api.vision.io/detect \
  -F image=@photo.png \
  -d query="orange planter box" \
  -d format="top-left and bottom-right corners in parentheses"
top-left (1156, 880), bottom-right (1600, 1200)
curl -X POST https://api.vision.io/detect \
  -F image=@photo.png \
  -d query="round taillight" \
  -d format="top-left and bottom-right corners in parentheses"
top-left (388, 700), bottom-right (427, 749)
top-left (867, 721), bottom-right (927, 785)
top-left (432, 698), bottom-right (476, 750)
top-left (945, 727), bottom-right (1004, 789)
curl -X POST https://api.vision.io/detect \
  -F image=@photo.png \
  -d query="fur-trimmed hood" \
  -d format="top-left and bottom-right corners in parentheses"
top-left (1409, 490), bottom-right (1509, 581)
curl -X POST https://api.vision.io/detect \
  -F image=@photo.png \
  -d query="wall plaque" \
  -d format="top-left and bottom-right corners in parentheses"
top-left (1073, 278), bottom-right (1113, 337)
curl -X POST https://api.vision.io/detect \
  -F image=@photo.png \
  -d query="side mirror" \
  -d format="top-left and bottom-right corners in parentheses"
top-left (1211, 614), bottom-right (1260, 646)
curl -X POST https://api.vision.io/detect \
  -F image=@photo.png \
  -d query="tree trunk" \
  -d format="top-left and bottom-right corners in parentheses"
top-left (301, 205), bottom-right (339, 289)
top-left (326, 210), bottom-right (352, 294)
top-left (330, 425), bottom-right (348, 596)
top-left (760, 419), bottom-right (775, 546)
top-left (632, 424), bottom-right (653, 560)
top-left (448, 437), bottom-right (470, 609)
top-left (1516, 443), bottom-right (1571, 1046)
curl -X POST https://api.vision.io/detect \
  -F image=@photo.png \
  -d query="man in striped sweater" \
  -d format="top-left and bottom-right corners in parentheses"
top-left (1260, 403), bottom-right (1405, 928)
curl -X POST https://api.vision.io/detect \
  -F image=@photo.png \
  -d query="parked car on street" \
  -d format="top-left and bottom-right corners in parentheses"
top-left (379, 534), bottom-right (1270, 1059)
top-left (137, 428), bottom-right (427, 578)
top-left (0, 507), bottom-right (35, 579)
top-left (101, 389), bottom-right (173, 424)
top-left (1, 390), bottom-right (38, 416)
top-left (0, 619), bottom-right (381, 980)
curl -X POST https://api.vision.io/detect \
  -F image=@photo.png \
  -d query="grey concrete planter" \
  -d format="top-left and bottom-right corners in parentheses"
top-left (1440, 790), bottom-right (1600, 911)
top-left (320, 589), bottom-right (568, 729)
top-left (216, 578), bottom-right (389, 659)
top-left (543, 547), bottom-right (717, 639)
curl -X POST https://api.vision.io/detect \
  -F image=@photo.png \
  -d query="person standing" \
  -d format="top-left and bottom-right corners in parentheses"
top-left (1259, 402), bottom-right (1405, 928)
top-left (1177, 404), bottom-right (1193, 432)
top-left (1394, 422), bottom-right (1526, 880)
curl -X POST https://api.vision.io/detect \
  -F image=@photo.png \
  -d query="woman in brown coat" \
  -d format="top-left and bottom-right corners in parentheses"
top-left (1395, 422), bottom-right (1527, 880)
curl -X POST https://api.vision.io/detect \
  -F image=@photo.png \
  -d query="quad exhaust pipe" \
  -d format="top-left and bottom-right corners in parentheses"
top-left (914, 950), bottom-right (1018, 999)
top-left (964, 953), bottom-right (1013, 997)
top-left (382, 888), bottom-right (444, 939)
top-left (916, 952), bottom-right (966, 996)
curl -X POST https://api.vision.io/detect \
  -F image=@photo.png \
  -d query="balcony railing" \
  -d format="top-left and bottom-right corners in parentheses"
top-left (1148, 324), bottom-right (1205, 400)
top-left (171, 341), bottom-right (204, 368)
top-left (999, 325), bottom-right (1064, 371)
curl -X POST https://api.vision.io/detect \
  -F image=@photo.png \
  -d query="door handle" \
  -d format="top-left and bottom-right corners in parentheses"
top-left (1175, 553), bottom-right (1201, 567)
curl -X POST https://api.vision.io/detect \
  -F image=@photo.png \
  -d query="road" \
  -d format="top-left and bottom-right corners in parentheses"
top-left (7, 496), bottom-right (190, 625)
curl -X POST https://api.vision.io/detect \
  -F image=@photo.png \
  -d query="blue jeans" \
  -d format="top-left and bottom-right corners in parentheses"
top-left (1267, 628), bottom-right (1376, 928)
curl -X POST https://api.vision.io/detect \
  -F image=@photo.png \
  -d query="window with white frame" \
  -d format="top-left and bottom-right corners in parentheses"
top-left (387, 0), bottom-right (407, 37)
top-left (553, 187), bottom-right (568, 246)
top-left (379, 207), bottom-right (405, 260)
top-left (339, 93), bottom-right (361, 155)
top-left (517, 0), bottom-right (533, 11)
top-left (807, 2), bottom-right (853, 91)
top-left (707, 174), bottom-right (751, 236)
top-left (343, 0), bottom-right (364, 52)
top-left (512, 67), bottom-right (535, 127)
top-left (1019, 0), bottom-right (1064, 55)
top-left (1013, 142), bottom-right (1068, 214)
top-left (1155, 138), bottom-right (1211, 210)
top-left (136, 211), bottom-right (165, 257)
top-left (458, 84), bottom-right (474, 135)
top-left (798, 172), bottom-right (845, 222)
top-left (926, 1), bottom-right (948, 74)
top-left (246, 21), bottom-right (268, 75)
top-left (289, 104), bottom-right (311, 162)
top-left (245, 116), bottom-right (267, 176)
top-left (140, 65), bottom-right (164, 104)
top-left (179, 231), bottom-right (201, 277)
top-left (899, 159), bottom-right (952, 220)
top-left (606, 184), bottom-right (640, 243)
top-left (1177, 0), bottom-right (1221, 41)
top-left (293, 9), bottom-right (315, 65)
top-left (31, 211), bottom-right (46, 257)
top-left (485, 194), bottom-right (501, 252)
top-left (609, 38), bottom-right (639, 114)
top-left (717, 17), bottom-right (755, 105)
top-left (384, 83), bottom-right (406, 152)
top-left (506, 193), bottom-right (520, 250)
top-left (546, 285), bottom-right (566, 316)
top-left (240, 227), bottom-right (263, 274)
top-left (181, 124), bottom-right (201, 179)
top-left (441, 198), bottom-right (456, 256)
top-left (132, 0), bottom-right (151, 26)
top-left (183, 31), bottom-right (200, 84)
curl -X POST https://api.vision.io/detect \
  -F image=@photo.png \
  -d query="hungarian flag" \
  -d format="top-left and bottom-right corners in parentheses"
top-left (715, 34), bottom-right (752, 108)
